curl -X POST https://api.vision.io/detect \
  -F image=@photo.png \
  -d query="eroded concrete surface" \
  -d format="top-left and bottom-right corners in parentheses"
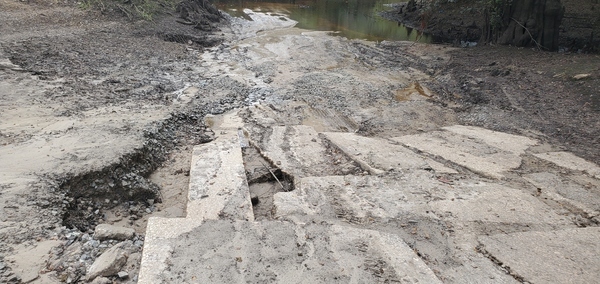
top-left (2, 4), bottom-right (599, 283)
top-left (139, 11), bottom-right (600, 283)
top-left (141, 107), bottom-right (600, 283)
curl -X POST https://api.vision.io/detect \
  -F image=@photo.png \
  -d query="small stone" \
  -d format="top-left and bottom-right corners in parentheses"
top-left (145, 208), bottom-right (152, 214)
top-left (94, 224), bottom-right (135, 241)
top-left (573, 73), bottom-right (590, 80)
top-left (147, 199), bottom-right (154, 205)
top-left (90, 276), bottom-right (112, 284)
top-left (117, 271), bottom-right (129, 279)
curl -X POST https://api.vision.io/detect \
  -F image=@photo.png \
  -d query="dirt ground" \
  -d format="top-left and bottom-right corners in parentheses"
top-left (0, 0), bottom-right (599, 283)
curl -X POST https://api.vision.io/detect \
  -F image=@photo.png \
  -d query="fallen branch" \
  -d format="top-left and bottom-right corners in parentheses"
top-left (259, 160), bottom-right (285, 190)
top-left (511, 18), bottom-right (545, 50)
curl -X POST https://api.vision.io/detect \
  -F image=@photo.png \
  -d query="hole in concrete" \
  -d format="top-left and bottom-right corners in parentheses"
top-left (241, 146), bottom-right (294, 220)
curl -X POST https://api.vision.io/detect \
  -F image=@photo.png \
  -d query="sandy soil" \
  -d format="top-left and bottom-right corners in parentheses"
top-left (0, 0), bottom-right (598, 283)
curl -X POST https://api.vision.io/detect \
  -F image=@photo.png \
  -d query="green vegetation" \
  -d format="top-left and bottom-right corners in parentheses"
top-left (79, 0), bottom-right (178, 20)
top-left (487, 0), bottom-right (506, 31)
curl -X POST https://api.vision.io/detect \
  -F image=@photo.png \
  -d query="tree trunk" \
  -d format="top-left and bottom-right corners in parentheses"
top-left (496, 0), bottom-right (564, 51)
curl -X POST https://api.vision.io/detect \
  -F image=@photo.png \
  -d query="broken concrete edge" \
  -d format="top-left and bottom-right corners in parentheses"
top-left (392, 133), bottom-right (514, 180)
top-left (475, 243), bottom-right (525, 283)
top-left (443, 125), bottom-right (538, 155)
top-left (243, 130), bottom-right (300, 182)
top-left (318, 133), bottom-right (384, 175)
top-left (523, 173), bottom-right (600, 219)
top-left (533, 151), bottom-right (600, 180)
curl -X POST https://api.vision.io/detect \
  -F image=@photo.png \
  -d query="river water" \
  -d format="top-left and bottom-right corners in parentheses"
top-left (213, 0), bottom-right (431, 42)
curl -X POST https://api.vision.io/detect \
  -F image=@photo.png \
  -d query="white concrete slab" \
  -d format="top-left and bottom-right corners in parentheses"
top-left (443, 125), bottom-right (537, 154)
top-left (479, 228), bottom-right (600, 284)
top-left (274, 173), bottom-right (456, 221)
top-left (533, 151), bottom-right (600, 179)
top-left (146, 220), bottom-right (442, 284)
top-left (393, 126), bottom-right (536, 179)
top-left (186, 129), bottom-right (254, 221)
top-left (429, 183), bottom-right (571, 225)
top-left (322, 132), bottom-right (457, 175)
top-left (257, 125), bottom-right (333, 177)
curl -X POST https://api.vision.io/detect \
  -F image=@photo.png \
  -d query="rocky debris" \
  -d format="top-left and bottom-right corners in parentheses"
top-left (117, 271), bottom-right (129, 279)
top-left (44, 226), bottom-right (144, 283)
top-left (93, 224), bottom-right (135, 241)
top-left (86, 241), bottom-right (131, 281)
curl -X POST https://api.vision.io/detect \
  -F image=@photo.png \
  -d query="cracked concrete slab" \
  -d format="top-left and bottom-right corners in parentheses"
top-left (186, 129), bottom-right (253, 222)
top-left (254, 125), bottom-right (333, 177)
top-left (429, 183), bottom-right (571, 225)
top-left (274, 173), bottom-right (456, 222)
top-left (322, 132), bottom-right (457, 175)
top-left (533, 151), bottom-right (600, 179)
top-left (393, 126), bottom-right (536, 179)
top-left (153, 220), bottom-right (442, 284)
top-left (479, 228), bottom-right (600, 284)
top-left (442, 125), bottom-right (537, 154)
top-left (524, 172), bottom-right (600, 217)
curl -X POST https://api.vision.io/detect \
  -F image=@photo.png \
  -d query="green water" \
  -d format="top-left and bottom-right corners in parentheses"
top-left (213, 0), bottom-right (431, 42)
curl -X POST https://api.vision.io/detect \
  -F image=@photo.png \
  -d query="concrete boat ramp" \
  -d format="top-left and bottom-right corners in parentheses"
top-left (139, 108), bottom-right (600, 283)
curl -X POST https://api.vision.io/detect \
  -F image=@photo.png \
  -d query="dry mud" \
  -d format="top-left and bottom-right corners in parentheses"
top-left (0, 0), bottom-right (599, 283)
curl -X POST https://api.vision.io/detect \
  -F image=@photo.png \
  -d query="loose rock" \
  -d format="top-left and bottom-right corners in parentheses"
top-left (86, 242), bottom-right (129, 281)
top-left (117, 271), bottom-right (129, 279)
top-left (94, 224), bottom-right (135, 241)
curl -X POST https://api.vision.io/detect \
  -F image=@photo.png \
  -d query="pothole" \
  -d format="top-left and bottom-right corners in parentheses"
top-left (40, 109), bottom-right (218, 282)
top-left (241, 145), bottom-right (294, 220)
